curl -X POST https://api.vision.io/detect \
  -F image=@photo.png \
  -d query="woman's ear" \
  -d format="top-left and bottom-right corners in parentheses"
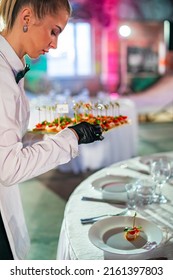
top-left (20, 7), bottom-right (34, 32)
top-left (20, 7), bottom-right (34, 26)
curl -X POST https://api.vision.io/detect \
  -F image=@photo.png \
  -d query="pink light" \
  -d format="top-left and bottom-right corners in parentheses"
top-left (110, 92), bottom-right (120, 99)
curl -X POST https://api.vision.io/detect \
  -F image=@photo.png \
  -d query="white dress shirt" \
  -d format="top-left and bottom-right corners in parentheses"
top-left (0, 35), bottom-right (79, 259)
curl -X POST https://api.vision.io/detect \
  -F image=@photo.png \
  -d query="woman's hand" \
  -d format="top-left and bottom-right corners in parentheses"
top-left (69, 122), bottom-right (104, 144)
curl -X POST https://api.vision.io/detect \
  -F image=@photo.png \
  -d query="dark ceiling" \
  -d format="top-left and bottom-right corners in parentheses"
top-left (70, 0), bottom-right (173, 26)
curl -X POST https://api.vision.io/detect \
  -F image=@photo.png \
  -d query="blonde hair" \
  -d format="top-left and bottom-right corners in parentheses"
top-left (0, 0), bottom-right (72, 31)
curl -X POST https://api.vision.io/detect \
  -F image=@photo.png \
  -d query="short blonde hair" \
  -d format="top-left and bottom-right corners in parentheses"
top-left (0, 0), bottom-right (72, 31)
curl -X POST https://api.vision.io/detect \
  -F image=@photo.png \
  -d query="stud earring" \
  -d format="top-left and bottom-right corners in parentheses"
top-left (23, 24), bottom-right (28, 33)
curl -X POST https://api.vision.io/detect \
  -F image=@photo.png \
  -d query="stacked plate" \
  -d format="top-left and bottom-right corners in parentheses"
top-left (91, 174), bottom-right (137, 201)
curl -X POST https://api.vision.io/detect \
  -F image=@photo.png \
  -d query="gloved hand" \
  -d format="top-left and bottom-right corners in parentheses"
top-left (69, 121), bottom-right (104, 144)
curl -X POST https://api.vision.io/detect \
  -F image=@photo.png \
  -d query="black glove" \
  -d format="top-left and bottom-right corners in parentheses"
top-left (69, 121), bottom-right (104, 144)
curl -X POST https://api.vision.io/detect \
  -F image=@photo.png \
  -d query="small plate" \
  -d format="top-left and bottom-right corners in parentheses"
top-left (91, 174), bottom-right (136, 200)
top-left (88, 216), bottom-right (163, 255)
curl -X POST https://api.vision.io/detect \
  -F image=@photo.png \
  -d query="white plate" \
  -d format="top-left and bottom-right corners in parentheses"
top-left (88, 216), bottom-right (163, 255)
top-left (91, 175), bottom-right (136, 200)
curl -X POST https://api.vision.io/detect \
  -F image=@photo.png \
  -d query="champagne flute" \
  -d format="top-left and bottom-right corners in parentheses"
top-left (150, 158), bottom-right (171, 203)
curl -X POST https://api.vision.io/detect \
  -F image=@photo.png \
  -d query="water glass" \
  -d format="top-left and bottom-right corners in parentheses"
top-left (125, 183), bottom-right (137, 209)
top-left (136, 179), bottom-right (154, 205)
top-left (150, 158), bottom-right (171, 203)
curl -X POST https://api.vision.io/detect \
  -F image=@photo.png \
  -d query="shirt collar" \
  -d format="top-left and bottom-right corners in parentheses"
top-left (0, 34), bottom-right (25, 73)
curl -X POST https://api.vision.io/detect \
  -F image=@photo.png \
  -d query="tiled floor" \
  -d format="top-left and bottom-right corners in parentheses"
top-left (20, 120), bottom-right (173, 259)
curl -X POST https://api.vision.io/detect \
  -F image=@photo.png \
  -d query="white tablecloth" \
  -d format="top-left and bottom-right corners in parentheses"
top-left (57, 152), bottom-right (173, 260)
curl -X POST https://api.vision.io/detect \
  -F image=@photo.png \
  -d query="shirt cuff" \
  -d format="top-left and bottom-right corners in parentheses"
top-left (44, 128), bottom-right (79, 158)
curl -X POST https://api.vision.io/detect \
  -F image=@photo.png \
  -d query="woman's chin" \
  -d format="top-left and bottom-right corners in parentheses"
top-left (27, 53), bottom-right (41, 59)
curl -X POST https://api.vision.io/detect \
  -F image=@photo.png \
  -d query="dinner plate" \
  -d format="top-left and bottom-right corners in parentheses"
top-left (91, 174), bottom-right (136, 200)
top-left (88, 216), bottom-right (163, 255)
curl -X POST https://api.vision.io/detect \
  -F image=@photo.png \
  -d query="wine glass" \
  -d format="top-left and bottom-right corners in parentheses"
top-left (150, 158), bottom-right (171, 203)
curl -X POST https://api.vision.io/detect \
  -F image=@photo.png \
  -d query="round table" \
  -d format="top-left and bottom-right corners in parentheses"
top-left (57, 152), bottom-right (173, 260)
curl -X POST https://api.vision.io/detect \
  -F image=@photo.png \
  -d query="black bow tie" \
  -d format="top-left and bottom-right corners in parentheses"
top-left (15, 64), bottom-right (30, 84)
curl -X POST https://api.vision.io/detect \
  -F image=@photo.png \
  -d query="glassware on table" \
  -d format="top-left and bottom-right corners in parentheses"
top-left (150, 158), bottom-right (171, 203)
top-left (136, 179), bottom-right (154, 205)
top-left (125, 183), bottom-right (137, 209)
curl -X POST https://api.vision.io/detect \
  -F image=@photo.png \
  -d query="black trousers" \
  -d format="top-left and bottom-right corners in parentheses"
top-left (0, 213), bottom-right (13, 260)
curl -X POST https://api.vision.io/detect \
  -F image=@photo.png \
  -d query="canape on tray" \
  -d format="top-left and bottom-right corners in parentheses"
top-left (32, 102), bottom-right (130, 133)
top-left (33, 114), bottom-right (130, 133)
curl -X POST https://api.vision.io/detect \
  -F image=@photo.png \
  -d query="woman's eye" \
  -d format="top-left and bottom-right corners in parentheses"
top-left (51, 29), bottom-right (59, 36)
top-left (51, 30), bottom-right (57, 36)
top-left (51, 26), bottom-right (62, 37)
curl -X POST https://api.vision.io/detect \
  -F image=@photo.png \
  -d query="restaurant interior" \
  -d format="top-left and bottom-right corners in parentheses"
top-left (20, 0), bottom-right (173, 259)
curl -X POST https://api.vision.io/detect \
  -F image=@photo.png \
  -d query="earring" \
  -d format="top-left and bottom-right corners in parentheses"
top-left (23, 24), bottom-right (28, 33)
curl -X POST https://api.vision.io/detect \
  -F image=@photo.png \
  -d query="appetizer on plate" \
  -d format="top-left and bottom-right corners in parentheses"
top-left (124, 212), bottom-right (142, 241)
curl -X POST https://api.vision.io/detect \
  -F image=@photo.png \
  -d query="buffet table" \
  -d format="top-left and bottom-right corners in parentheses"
top-left (56, 152), bottom-right (173, 260)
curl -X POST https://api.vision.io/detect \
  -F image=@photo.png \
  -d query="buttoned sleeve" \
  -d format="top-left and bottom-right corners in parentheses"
top-left (0, 61), bottom-right (79, 187)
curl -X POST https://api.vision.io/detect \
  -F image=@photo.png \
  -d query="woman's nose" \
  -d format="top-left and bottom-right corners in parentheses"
top-left (49, 37), bottom-right (58, 49)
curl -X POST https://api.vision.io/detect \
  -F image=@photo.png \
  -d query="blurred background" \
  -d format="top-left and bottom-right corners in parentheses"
top-left (25, 0), bottom-right (173, 101)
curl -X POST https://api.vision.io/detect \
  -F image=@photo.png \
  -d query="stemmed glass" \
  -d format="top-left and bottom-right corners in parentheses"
top-left (150, 158), bottom-right (171, 203)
